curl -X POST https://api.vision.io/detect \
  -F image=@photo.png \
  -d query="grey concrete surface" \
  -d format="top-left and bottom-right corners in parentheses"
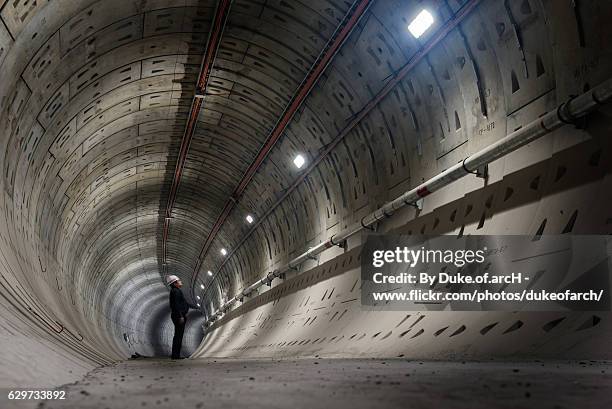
top-left (1, 0), bottom-right (612, 396)
top-left (28, 358), bottom-right (612, 409)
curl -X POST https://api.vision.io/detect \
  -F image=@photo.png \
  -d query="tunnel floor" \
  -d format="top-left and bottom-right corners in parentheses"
top-left (24, 358), bottom-right (611, 409)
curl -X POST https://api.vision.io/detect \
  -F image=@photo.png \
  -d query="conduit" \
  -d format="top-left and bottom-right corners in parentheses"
top-left (203, 77), bottom-right (612, 326)
top-left (161, 0), bottom-right (232, 273)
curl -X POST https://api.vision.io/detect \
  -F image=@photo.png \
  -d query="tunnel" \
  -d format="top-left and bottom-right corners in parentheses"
top-left (0, 0), bottom-right (611, 408)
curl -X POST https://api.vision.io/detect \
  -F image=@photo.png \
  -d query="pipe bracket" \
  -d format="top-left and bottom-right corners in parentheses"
top-left (476, 163), bottom-right (488, 179)
top-left (329, 235), bottom-right (345, 248)
top-left (360, 215), bottom-right (376, 231)
top-left (405, 198), bottom-right (423, 210)
top-left (462, 158), bottom-right (487, 179)
top-left (557, 95), bottom-right (579, 125)
top-left (306, 252), bottom-right (318, 261)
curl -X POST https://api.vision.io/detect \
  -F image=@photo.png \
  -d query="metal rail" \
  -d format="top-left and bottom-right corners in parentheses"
top-left (203, 77), bottom-right (612, 326)
top-left (161, 0), bottom-right (233, 273)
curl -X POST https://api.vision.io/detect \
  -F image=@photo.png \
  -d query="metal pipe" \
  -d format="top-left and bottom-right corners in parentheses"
top-left (361, 79), bottom-right (612, 226)
top-left (203, 78), bottom-right (612, 328)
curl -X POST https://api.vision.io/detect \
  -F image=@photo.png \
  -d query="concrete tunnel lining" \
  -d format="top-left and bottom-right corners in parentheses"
top-left (0, 0), bottom-right (611, 406)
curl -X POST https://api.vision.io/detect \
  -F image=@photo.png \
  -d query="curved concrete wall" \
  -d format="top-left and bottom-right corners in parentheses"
top-left (0, 0), bottom-right (214, 386)
top-left (0, 0), bottom-right (610, 389)
top-left (192, 0), bottom-right (612, 359)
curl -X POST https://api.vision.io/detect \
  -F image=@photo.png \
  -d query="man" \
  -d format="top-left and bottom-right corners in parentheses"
top-left (166, 275), bottom-right (198, 359)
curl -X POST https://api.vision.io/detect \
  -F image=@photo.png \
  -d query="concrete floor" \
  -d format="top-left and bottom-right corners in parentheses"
top-left (17, 358), bottom-right (612, 409)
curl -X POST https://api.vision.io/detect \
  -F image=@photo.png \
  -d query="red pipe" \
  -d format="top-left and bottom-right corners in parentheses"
top-left (162, 0), bottom-right (232, 266)
top-left (190, 0), bottom-right (374, 290)
top-left (233, 0), bottom-right (373, 196)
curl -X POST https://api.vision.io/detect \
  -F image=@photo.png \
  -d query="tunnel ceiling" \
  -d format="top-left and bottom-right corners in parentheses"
top-left (1, 0), bottom-right (610, 361)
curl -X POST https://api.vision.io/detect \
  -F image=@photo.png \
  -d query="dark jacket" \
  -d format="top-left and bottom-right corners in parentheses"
top-left (169, 286), bottom-right (195, 318)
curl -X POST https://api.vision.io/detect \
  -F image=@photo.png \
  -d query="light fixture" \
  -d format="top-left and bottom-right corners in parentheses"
top-left (293, 154), bottom-right (305, 169)
top-left (196, 295), bottom-right (201, 300)
top-left (207, 270), bottom-right (213, 276)
top-left (220, 248), bottom-right (227, 256)
top-left (246, 214), bottom-right (254, 224)
top-left (197, 303), bottom-right (201, 307)
top-left (200, 284), bottom-right (205, 289)
top-left (408, 9), bottom-right (434, 38)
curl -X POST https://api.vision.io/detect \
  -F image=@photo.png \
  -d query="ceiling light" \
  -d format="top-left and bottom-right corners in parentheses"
top-left (196, 295), bottom-right (201, 300)
top-left (200, 284), bottom-right (205, 289)
top-left (220, 248), bottom-right (227, 256)
top-left (408, 9), bottom-right (434, 38)
top-left (293, 154), bottom-right (305, 169)
top-left (246, 214), bottom-right (254, 224)
top-left (197, 303), bottom-right (201, 307)
top-left (207, 270), bottom-right (213, 276)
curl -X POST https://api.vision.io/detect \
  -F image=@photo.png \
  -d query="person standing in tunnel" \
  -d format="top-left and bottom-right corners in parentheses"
top-left (166, 275), bottom-right (198, 359)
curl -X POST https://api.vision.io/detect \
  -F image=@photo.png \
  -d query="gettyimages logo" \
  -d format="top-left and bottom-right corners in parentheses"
top-left (371, 246), bottom-right (486, 268)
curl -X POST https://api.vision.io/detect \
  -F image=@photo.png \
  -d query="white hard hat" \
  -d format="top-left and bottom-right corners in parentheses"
top-left (166, 275), bottom-right (180, 285)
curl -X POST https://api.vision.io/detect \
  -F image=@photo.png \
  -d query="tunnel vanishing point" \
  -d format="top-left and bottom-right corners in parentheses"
top-left (0, 0), bottom-right (611, 408)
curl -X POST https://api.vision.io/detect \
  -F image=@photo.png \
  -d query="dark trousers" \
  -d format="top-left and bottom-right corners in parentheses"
top-left (171, 315), bottom-right (186, 359)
